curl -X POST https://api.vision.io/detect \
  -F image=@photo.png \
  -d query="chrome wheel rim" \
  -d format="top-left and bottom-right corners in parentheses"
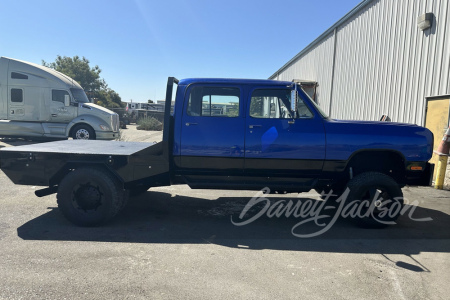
top-left (75, 129), bottom-right (90, 140)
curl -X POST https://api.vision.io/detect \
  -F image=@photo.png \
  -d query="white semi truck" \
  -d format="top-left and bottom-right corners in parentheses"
top-left (0, 57), bottom-right (120, 140)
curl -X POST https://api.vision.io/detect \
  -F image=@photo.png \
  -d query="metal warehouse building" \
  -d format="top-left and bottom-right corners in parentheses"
top-left (270, 0), bottom-right (449, 129)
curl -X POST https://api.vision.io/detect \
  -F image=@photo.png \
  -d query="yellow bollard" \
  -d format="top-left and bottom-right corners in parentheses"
top-left (433, 126), bottom-right (450, 189)
top-left (435, 155), bottom-right (448, 189)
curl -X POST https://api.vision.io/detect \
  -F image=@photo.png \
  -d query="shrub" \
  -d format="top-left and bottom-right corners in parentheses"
top-left (137, 117), bottom-right (163, 131)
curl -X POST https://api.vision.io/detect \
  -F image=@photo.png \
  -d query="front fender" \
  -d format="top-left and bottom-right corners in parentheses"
top-left (324, 119), bottom-right (433, 162)
top-left (66, 115), bottom-right (110, 136)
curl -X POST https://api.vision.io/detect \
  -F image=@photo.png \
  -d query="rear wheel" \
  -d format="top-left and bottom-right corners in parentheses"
top-left (57, 167), bottom-right (125, 226)
top-left (71, 124), bottom-right (96, 140)
top-left (345, 172), bottom-right (403, 228)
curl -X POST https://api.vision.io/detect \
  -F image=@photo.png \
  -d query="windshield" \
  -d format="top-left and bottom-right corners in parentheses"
top-left (70, 88), bottom-right (90, 103)
top-left (299, 89), bottom-right (329, 118)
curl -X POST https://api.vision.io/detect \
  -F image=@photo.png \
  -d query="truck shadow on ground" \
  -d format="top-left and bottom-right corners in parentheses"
top-left (17, 191), bottom-right (450, 255)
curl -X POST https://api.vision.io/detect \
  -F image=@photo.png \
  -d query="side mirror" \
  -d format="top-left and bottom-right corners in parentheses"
top-left (64, 95), bottom-right (70, 107)
top-left (290, 89), bottom-right (297, 118)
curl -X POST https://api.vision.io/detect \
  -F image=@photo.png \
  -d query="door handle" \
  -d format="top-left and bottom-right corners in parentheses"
top-left (185, 122), bottom-right (198, 126)
top-left (249, 125), bottom-right (262, 129)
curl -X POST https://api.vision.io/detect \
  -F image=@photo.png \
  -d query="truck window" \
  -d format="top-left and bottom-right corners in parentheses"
top-left (187, 86), bottom-right (240, 117)
top-left (11, 89), bottom-right (23, 103)
top-left (11, 72), bottom-right (28, 80)
top-left (70, 88), bottom-right (90, 103)
top-left (249, 89), bottom-right (313, 119)
top-left (52, 90), bottom-right (70, 103)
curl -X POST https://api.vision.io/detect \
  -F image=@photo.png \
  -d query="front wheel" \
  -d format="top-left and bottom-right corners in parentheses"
top-left (57, 167), bottom-right (125, 226)
top-left (71, 124), bottom-right (96, 140)
top-left (345, 172), bottom-right (404, 228)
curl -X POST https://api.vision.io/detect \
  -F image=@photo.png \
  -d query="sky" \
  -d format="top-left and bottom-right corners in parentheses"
top-left (0, 0), bottom-right (361, 102)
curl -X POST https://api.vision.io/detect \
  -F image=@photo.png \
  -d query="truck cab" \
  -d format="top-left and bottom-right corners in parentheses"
top-left (0, 57), bottom-right (119, 140)
top-left (171, 79), bottom-right (432, 192)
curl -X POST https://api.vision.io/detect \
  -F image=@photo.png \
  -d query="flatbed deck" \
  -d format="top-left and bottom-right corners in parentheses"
top-left (0, 140), bottom-right (154, 156)
top-left (0, 140), bottom-right (169, 187)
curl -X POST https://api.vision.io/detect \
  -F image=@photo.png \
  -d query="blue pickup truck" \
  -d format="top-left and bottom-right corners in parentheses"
top-left (0, 77), bottom-right (434, 227)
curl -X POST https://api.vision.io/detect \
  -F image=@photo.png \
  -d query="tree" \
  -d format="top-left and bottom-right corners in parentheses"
top-left (148, 99), bottom-right (154, 104)
top-left (42, 55), bottom-right (105, 92)
top-left (96, 89), bottom-right (124, 109)
top-left (250, 97), bottom-right (263, 117)
top-left (42, 55), bottom-right (125, 109)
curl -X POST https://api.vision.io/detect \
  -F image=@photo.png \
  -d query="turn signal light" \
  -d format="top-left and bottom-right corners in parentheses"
top-left (411, 166), bottom-right (423, 171)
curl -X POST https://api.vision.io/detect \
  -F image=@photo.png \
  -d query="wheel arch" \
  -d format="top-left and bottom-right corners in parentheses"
top-left (68, 122), bottom-right (96, 139)
top-left (345, 149), bottom-right (407, 182)
top-left (66, 115), bottom-right (106, 137)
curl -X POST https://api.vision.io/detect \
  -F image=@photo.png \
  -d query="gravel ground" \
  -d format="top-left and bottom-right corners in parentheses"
top-left (0, 174), bottom-right (449, 299)
top-left (0, 126), bottom-right (449, 299)
top-left (118, 125), bottom-right (163, 143)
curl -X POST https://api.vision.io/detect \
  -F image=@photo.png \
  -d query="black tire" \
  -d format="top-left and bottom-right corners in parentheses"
top-left (71, 124), bottom-right (96, 140)
top-left (57, 167), bottom-right (124, 226)
top-left (345, 172), bottom-right (404, 228)
top-left (121, 190), bottom-right (130, 210)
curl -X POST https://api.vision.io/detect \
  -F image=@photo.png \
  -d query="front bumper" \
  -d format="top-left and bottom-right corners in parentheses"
top-left (95, 131), bottom-right (120, 140)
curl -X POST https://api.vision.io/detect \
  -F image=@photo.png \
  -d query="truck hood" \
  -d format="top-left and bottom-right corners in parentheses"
top-left (81, 103), bottom-right (116, 115)
top-left (324, 119), bottom-right (433, 162)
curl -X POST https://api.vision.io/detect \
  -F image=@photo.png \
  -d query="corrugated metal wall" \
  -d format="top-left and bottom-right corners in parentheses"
top-left (273, 34), bottom-right (335, 113)
top-left (271, 0), bottom-right (450, 126)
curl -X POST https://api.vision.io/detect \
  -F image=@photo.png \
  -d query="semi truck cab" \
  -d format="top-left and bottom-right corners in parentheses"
top-left (0, 57), bottom-right (119, 140)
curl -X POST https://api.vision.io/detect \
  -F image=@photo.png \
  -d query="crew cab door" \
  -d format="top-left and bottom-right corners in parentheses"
top-left (244, 87), bottom-right (326, 177)
top-left (179, 84), bottom-right (245, 172)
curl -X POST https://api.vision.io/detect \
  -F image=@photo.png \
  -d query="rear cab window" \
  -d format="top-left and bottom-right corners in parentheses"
top-left (187, 86), bottom-right (240, 117)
